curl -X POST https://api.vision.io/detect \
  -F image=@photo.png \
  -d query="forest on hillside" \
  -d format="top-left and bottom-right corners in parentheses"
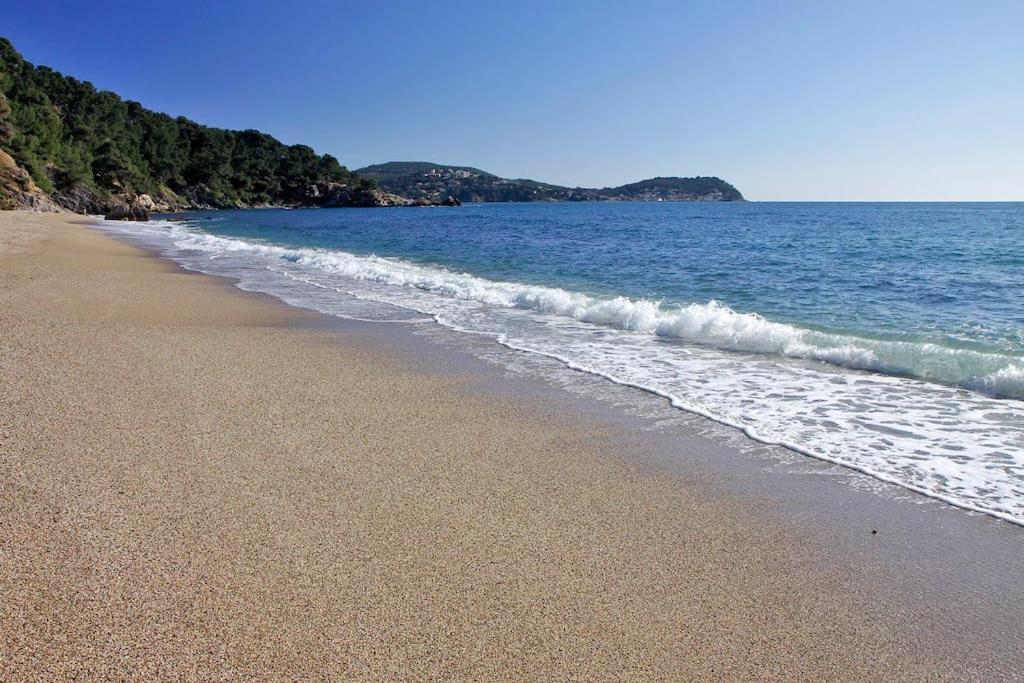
top-left (0, 37), bottom-right (373, 210)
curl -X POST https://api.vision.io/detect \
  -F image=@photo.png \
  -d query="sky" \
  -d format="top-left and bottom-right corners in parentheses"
top-left (4, 0), bottom-right (1023, 200)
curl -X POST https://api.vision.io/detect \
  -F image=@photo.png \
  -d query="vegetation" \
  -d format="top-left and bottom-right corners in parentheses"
top-left (0, 37), bottom-right (373, 209)
top-left (0, 36), bottom-right (742, 213)
top-left (357, 162), bottom-right (744, 203)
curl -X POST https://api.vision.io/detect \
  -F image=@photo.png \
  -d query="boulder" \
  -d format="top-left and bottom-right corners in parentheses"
top-left (136, 193), bottom-right (157, 211)
top-left (104, 197), bottom-right (150, 221)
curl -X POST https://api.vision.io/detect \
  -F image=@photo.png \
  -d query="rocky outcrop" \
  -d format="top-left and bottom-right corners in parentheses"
top-left (310, 182), bottom-right (381, 208)
top-left (135, 194), bottom-right (157, 212)
top-left (0, 150), bottom-right (62, 212)
top-left (308, 183), bottom-right (459, 209)
top-left (371, 190), bottom-right (418, 207)
top-left (50, 180), bottom-right (108, 214)
top-left (103, 195), bottom-right (153, 221)
top-left (406, 195), bottom-right (463, 207)
top-left (46, 170), bottom-right (182, 217)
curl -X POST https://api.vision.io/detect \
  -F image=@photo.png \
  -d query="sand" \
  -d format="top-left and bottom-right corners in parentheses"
top-left (0, 211), bottom-right (1010, 679)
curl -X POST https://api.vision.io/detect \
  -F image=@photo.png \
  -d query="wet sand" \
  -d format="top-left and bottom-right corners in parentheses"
top-left (0, 212), bottom-right (1016, 679)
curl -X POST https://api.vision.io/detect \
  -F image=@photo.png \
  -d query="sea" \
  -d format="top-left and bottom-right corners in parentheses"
top-left (98, 201), bottom-right (1024, 525)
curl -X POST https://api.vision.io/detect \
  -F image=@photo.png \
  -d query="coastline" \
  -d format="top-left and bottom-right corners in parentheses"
top-left (1, 212), bottom-right (1021, 678)
top-left (111, 205), bottom-right (1024, 528)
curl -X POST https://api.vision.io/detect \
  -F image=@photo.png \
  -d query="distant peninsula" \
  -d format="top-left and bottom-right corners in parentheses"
top-left (358, 162), bottom-right (743, 203)
top-left (0, 36), bottom-right (743, 218)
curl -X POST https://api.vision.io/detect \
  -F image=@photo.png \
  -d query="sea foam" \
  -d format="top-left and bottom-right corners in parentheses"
top-left (160, 223), bottom-right (1024, 399)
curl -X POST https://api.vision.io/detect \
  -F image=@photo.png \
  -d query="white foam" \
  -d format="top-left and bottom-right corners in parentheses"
top-left (129, 221), bottom-right (1024, 398)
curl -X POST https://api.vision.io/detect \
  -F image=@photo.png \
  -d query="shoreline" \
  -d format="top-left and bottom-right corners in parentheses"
top-left (125, 208), bottom-right (1024, 528)
top-left (2, 211), bottom-right (1021, 678)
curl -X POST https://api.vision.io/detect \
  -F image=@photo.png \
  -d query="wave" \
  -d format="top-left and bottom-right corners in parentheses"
top-left (157, 222), bottom-right (1024, 399)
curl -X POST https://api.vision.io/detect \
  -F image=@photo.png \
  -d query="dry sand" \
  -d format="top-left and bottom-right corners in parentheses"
top-left (0, 212), bottom-right (1007, 679)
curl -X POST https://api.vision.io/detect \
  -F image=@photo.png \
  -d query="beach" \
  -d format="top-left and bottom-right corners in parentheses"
top-left (1, 211), bottom-right (1020, 679)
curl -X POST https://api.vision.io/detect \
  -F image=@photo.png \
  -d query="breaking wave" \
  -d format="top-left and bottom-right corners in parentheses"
top-left (163, 223), bottom-right (1024, 399)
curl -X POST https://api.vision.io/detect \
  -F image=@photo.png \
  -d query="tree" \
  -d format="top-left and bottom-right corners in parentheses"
top-left (0, 92), bottom-right (12, 146)
top-left (0, 36), bottom-right (371, 207)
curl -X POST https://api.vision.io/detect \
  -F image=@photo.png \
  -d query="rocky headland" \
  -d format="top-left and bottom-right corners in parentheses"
top-left (357, 162), bottom-right (744, 204)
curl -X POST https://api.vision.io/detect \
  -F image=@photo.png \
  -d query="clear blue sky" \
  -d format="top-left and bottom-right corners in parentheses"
top-left (5, 1), bottom-right (1023, 200)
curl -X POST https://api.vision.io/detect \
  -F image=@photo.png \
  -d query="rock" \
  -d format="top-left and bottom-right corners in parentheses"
top-left (407, 195), bottom-right (462, 207)
top-left (136, 193), bottom-right (157, 211)
top-left (317, 182), bottom-right (355, 208)
top-left (52, 184), bottom-right (174, 217)
top-left (51, 181), bottom-right (108, 214)
top-left (0, 149), bottom-right (62, 212)
top-left (103, 197), bottom-right (151, 221)
top-left (370, 190), bottom-right (414, 207)
top-left (311, 183), bottom-right (413, 208)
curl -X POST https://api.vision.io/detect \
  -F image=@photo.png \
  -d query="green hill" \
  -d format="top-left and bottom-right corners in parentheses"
top-left (0, 35), bottom-right (744, 215)
top-left (0, 37), bottom-right (380, 213)
top-left (356, 161), bottom-right (744, 203)
top-left (357, 161), bottom-right (496, 183)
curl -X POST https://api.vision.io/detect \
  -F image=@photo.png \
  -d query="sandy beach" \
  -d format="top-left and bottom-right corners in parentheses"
top-left (0, 211), bottom-right (1019, 680)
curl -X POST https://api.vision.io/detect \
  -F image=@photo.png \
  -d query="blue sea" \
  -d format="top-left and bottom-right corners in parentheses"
top-left (100, 202), bottom-right (1024, 524)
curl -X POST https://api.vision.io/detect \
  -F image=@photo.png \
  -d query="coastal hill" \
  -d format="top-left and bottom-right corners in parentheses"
top-left (0, 36), bottom-right (742, 216)
top-left (0, 37), bottom-right (391, 215)
top-left (357, 161), bottom-right (745, 203)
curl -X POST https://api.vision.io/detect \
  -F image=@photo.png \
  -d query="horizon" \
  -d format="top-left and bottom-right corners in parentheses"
top-left (4, 0), bottom-right (1023, 201)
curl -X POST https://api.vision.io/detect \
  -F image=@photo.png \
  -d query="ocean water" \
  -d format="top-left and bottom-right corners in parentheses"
top-left (98, 202), bottom-right (1024, 524)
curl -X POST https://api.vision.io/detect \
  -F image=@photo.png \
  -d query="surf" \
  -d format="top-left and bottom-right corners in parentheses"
top-left (156, 221), bottom-right (1024, 400)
